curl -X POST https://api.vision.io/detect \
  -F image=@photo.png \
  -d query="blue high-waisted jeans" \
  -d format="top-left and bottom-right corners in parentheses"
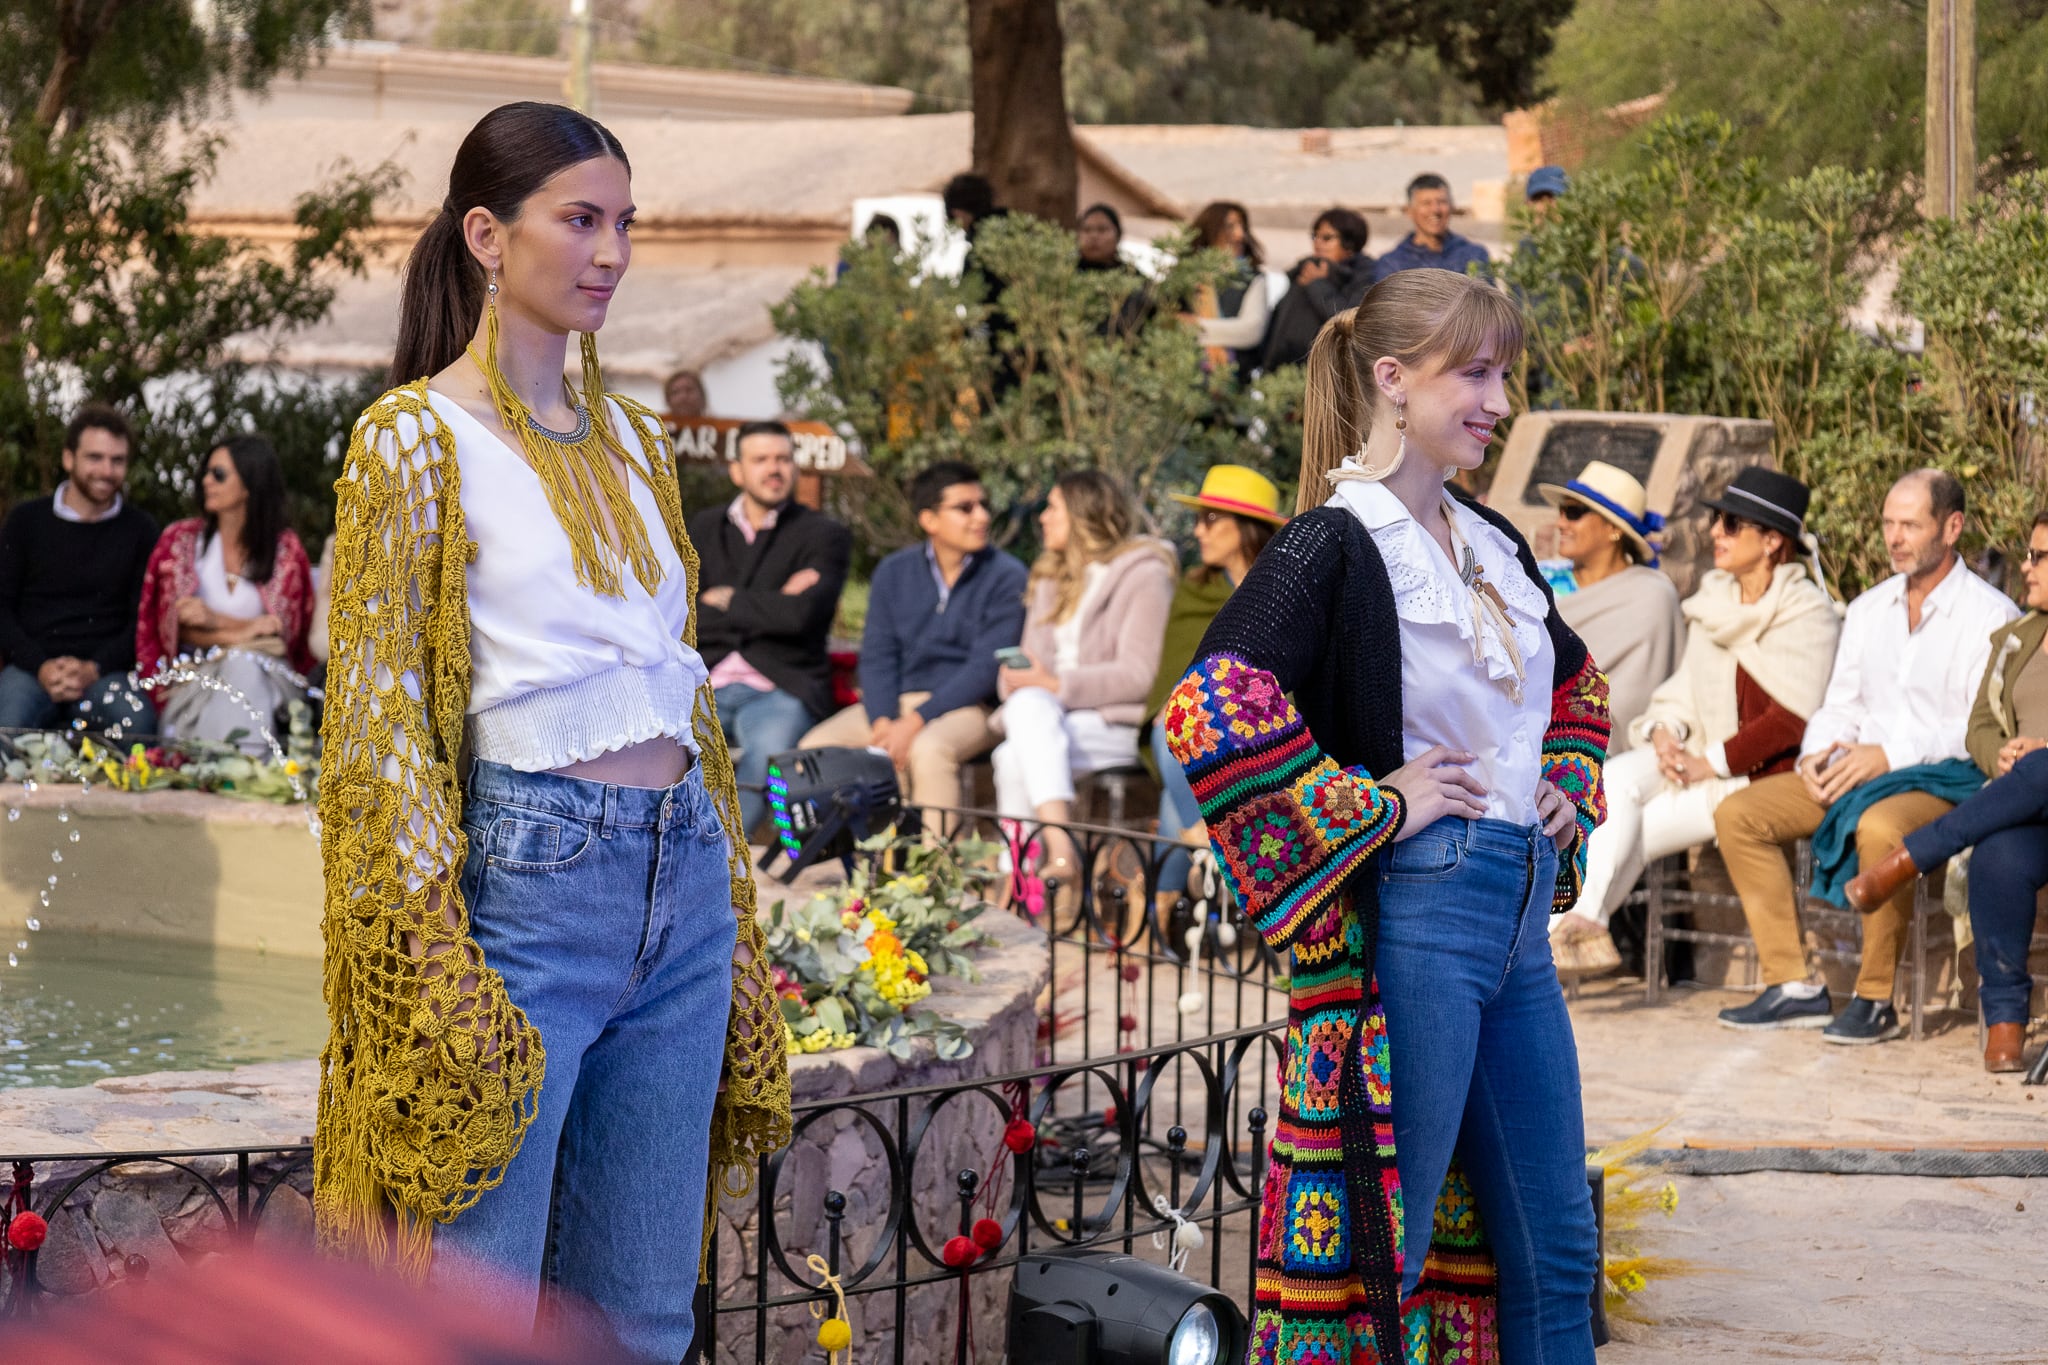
top-left (1376, 817), bottom-right (1597, 1365)
top-left (432, 758), bottom-right (737, 1363)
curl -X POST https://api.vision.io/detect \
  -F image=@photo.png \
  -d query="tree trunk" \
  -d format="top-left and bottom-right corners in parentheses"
top-left (966, 0), bottom-right (1077, 227)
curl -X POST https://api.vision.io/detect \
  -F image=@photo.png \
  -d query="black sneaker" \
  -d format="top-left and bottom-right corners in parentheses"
top-left (1822, 997), bottom-right (1901, 1045)
top-left (1716, 984), bottom-right (1834, 1030)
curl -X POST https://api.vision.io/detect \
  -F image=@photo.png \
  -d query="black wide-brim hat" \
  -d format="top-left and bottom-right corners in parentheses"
top-left (1700, 466), bottom-right (1810, 542)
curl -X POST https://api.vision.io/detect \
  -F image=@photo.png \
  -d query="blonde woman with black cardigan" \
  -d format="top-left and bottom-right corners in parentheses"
top-left (1164, 270), bottom-right (1610, 1363)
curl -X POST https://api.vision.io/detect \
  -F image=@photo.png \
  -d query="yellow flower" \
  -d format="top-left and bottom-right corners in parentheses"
top-left (80, 738), bottom-right (97, 763)
top-left (283, 759), bottom-right (301, 776)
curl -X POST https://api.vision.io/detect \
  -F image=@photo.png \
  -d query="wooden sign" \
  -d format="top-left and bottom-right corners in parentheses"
top-left (666, 416), bottom-right (850, 473)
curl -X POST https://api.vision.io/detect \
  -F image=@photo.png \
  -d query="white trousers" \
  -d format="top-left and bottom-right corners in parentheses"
top-left (991, 686), bottom-right (1139, 816)
top-left (1564, 744), bottom-right (1750, 928)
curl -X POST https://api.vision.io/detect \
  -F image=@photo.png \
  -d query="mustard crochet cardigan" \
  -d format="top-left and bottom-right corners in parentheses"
top-left (314, 380), bottom-right (792, 1276)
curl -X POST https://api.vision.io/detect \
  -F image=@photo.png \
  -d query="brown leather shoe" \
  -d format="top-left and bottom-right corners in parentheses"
top-left (1985, 1022), bottom-right (2027, 1073)
top-left (1845, 845), bottom-right (1920, 912)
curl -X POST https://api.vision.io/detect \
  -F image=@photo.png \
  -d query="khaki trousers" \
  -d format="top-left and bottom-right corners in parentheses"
top-left (799, 691), bottom-right (998, 812)
top-left (1711, 770), bottom-right (1953, 1001)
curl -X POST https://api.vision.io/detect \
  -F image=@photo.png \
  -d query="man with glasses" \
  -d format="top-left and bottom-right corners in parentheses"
top-left (1374, 173), bottom-right (1493, 282)
top-left (0, 403), bottom-right (160, 736)
top-left (800, 460), bottom-right (1027, 810)
top-left (1713, 468), bottom-right (2019, 1043)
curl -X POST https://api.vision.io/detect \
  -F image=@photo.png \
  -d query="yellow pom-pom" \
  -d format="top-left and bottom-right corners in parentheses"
top-left (817, 1317), bottom-right (853, 1351)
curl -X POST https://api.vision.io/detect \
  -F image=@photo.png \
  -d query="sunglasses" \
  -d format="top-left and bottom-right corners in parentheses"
top-left (204, 465), bottom-right (233, 483)
top-left (1193, 508), bottom-right (1234, 528)
top-left (938, 498), bottom-right (990, 516)
top-left (1713, 511), bottom-right (1761, 536)
top-left (1557, 502), bottom-right (1595, 522)
top-left (2025, 548), bottom-right (2048, 568)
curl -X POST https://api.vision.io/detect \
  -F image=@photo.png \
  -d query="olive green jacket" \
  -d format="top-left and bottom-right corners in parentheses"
top-left (1966, 609), bottom-right (2048, 776)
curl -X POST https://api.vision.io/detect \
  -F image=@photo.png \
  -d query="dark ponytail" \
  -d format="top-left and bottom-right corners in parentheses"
top-left (389, 102), bottom-right (630, 386)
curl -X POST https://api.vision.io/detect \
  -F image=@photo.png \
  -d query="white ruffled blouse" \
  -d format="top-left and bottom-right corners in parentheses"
top-left (1327, 473), bottom-right (1554, 824)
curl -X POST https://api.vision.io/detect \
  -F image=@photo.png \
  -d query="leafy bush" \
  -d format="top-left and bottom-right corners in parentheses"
top-left (774, 218), bottom-right (1300, 560)
top-left (1503, 115), bottom-right (2045, 596)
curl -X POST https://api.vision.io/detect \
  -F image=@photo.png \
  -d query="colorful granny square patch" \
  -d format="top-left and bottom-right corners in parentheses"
top-left (1294, 761), bottom-right (1374, 844)
top-left (1218, 797), bottom-right (1314, 892)
top-left (1163, 675), bottom-right (1223, 764)
top-left (1282, 1171), bottom-right (1349, 1274)
top-left (1294, 1013), bottom-right (1348, 1121)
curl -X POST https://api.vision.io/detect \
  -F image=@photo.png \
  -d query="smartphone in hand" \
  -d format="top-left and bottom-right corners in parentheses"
top-left (994, 647), bottom-right (1032, 671)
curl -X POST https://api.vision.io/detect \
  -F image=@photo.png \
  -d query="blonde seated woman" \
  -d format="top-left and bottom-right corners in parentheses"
top-left (994, 470), bottom-right (1175, 880)
top-left (1553, 467), bottom-right (1842, 971)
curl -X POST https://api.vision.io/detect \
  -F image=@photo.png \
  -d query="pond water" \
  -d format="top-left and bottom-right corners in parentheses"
top-left (0, 931), bottom-right (324, 1086)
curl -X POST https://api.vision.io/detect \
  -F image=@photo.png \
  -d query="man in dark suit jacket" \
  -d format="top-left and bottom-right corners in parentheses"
top-left (690, 421), bottom-right (852, 836)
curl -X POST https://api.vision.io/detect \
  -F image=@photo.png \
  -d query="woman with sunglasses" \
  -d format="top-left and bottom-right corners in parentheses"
top-left (1555, 467), bottom-right (1841, 971)
top-left (1846, 509), bottom-right (2048, 1072)
top-left (135, 434), bottom-right (314, 753)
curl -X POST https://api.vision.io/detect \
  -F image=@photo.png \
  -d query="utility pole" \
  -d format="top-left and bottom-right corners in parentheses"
top-left (1925, 0), bottom-right (1977, 218)
top-left (565, 0), bottom-right (594, 113)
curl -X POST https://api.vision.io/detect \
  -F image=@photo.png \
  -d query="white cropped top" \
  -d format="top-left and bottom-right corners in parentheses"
top-left (425, 391), bottom-right (706, 771)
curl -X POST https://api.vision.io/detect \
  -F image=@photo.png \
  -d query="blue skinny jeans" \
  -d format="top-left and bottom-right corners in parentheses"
top-left (1376, 817), bottom-right (1597, 1364)
top-left (433, 759), bottom-right (737, 1363)
top-left (1151, 720), bottom-right (1202, 893)
top-left (1904, 748), bottom-right (2048, 1026)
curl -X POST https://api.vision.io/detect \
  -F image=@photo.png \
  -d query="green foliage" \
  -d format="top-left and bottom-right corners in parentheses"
top-left (426, 0), bottom-right (1488, 127)
top-left (1214, 0), bottom-right (1578, 108)
top-left (760, 834), bottom-right (1000, 1060)
top-left (1545, 0), bottom-right (2048, 191)
top-left (1, 1), bottom-right (391, 541)
top-left (7, 701), bottom-right (321, 805)
top-left (774, 217), bottom-right (1299, 560)
top-left (1502, 114), bottom-right (2046, 597)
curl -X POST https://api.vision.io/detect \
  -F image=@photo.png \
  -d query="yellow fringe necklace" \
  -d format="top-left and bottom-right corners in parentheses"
top-left (466, 302), bottom-right (665, 598)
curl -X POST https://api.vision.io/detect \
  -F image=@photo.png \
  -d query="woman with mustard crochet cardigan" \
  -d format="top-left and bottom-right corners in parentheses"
top-left (1163, 271), bottom-right (1609, 1364)
top-left (316, 103), bottom-right (788, 1359)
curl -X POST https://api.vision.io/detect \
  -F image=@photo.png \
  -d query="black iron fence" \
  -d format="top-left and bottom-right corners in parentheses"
top-left (0, 805), bottom-right (1288, 1360)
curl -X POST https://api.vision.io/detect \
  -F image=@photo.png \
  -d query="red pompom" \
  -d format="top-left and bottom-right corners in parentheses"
top-left (1120, 964), bottom-right (1142, 983)
top-left (942, 1234), bottom-right (979, 1268)
top-left (1002, 1118), bottom-right (1037, 1154)
top-left (1118, 1013), bottom-right (1139, 1033)
top-left (971, 1217), bottom-right (1003, 1251)
top-left (6, 1211), bottom-right (47, 1252)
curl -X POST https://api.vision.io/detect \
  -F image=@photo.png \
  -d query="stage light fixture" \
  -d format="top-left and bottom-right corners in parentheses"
top-left (1007, 1247), bottom-right (1244, 1365)
top-left (757, 746), bottom-right (902, 881)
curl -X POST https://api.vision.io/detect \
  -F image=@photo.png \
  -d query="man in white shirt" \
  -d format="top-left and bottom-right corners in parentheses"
top-left (1713, 469), bottom-right (2020, 1043)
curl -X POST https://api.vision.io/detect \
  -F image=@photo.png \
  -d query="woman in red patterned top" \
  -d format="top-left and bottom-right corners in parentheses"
top-left (136, 434), bottom-right (313, 752)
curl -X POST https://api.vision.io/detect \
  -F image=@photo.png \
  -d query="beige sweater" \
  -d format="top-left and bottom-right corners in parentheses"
top-left (1013, 539), bottom-right (1177, 726)
top-left (1557, 564), bottom-right (1684, 753)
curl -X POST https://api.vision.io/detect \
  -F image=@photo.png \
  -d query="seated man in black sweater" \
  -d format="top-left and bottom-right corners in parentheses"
top-left (0, 404), bottom-right (160, 737)
top-left (690, 421), bottom-right (851, 836)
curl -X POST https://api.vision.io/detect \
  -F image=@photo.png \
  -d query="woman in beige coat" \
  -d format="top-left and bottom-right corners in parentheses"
top-left (994, 470), bottom-right (1176, 878)
top-left (1553, 468), bottom-right (1842, 972)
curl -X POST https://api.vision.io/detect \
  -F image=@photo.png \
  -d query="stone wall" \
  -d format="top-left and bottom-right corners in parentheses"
top-left (707, 908), bottom-right (1050, 1365)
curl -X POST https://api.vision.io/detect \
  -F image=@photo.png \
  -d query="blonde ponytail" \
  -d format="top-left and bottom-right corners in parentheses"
top-left (1298, 309), bottom-right (1370, 513)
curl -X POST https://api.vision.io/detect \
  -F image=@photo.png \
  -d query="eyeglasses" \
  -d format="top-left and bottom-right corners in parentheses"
top-left (1714, 511), bottom-right (1760, 536)
top-left (1193, 509), bottom-right (1231, 528)
top-left (1557, 503), bottom-right (1594, 522)
top-left (938, 498), bottom-right (990, 516)
top-left (2025, 548), bottom-right (2048, 567)
top-left (204, 465), bottom-right (233, 483)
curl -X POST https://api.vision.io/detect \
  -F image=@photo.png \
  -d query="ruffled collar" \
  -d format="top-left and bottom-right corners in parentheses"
top-left (1327, 477), bottom-right (1549, 692)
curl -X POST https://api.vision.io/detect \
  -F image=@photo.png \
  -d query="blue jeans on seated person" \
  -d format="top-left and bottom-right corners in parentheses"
top-left (433, 759), bottom-right (736, 1363)
top-left (0, 663), bottom-right (159, 737)
top-left (1151, 720), bottom-right (1202, 893)
top-left (1904, 748), bottom-right (2048, 1027)
top-left (715, 682), bottom-right (817, 838)
top-left (1375, 817), bottom-right (1597, 1364)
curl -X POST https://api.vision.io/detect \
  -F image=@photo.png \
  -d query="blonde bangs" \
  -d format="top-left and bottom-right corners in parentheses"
top-left (1402, 280), bottom-right (1525, 375)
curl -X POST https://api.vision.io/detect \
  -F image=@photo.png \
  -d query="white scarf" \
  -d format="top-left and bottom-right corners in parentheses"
top-left (1630, 563), bottom-right (1843, 750)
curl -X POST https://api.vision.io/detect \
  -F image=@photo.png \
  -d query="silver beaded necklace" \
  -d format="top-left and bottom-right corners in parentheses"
top-left (526, 403), bottom-right (592, 445)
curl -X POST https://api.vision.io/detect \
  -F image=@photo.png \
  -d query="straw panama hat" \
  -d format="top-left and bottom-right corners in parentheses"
top-left (1536, 460), bottom-right (1664, 565)
top-left (1169, 465), bottom-right (1289, 526)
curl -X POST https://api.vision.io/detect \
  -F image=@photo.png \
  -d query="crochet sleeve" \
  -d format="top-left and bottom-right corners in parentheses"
top-left (315, 391), bottom-right (543, 1273)
top-left (1161, 517), bottom-right (1404, 954)
top-left (1541, 652), bottom-right (1612, 909)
